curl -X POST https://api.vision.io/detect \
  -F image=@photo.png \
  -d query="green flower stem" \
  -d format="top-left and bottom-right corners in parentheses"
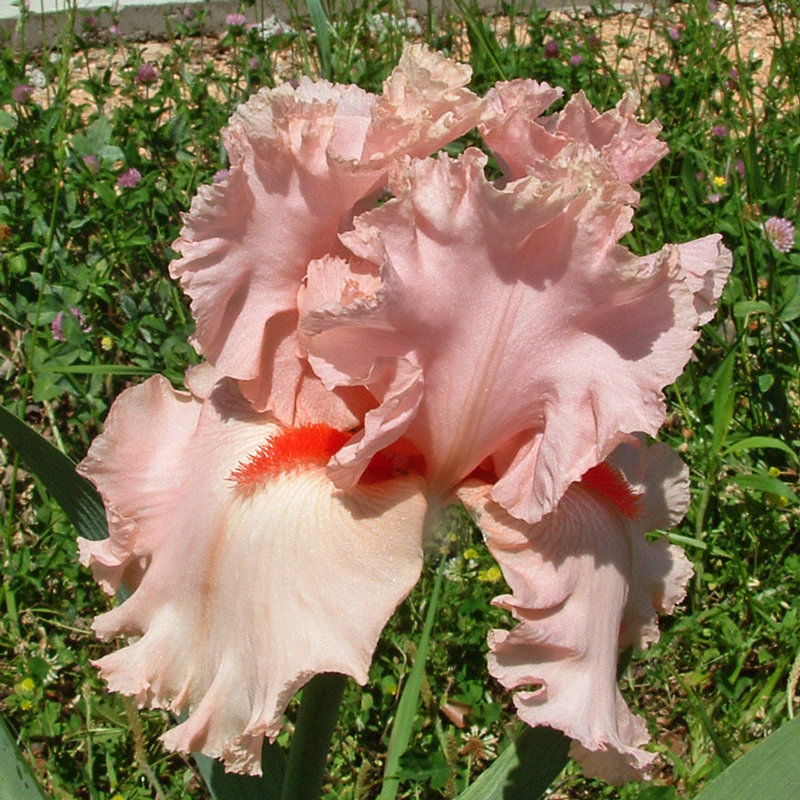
top-left (280, 673), bottom-right (348, 800)
top-left (379, 555), bottom-right (447, 800)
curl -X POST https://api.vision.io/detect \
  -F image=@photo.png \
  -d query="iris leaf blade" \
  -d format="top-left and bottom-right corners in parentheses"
top-left (194, 746), bottom-right (286, 800)
top-left (722, 435), bottom-right (799, 463)
top-left (0, 716), bottom-right (49, 800)
top-left (0, 403), bottom-right (107, 541)
top-left (454, 725), bottom-right (570, 800)
top-left (379, 555), bottom-right (447, 800)
top-left (710, 351), bottom-right (736, 457)
top-left (34, 363), bottom-right (156, 375)
top-left (692, 716), bottom-right (800, 800)
top-left (280, 673), bottom-right (347, 800)
top-left (728, 472), bottom-right (799, 502)
top-left (307, 0), bottom-right (332, 81)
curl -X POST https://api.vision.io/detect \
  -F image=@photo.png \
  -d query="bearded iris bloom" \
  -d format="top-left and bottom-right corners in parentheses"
top-left (78, 45), bottom-right (731, 781)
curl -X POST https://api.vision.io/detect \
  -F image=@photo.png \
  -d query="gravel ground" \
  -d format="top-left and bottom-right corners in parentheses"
top-left (14, 2), bottom-right (786, 116)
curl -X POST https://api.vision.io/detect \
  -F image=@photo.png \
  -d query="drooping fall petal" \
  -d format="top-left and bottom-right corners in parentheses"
top-left (457, 440), bottom-right (691, 784)
top-left (300, 146), bottom-right (731, 523)
top-left (608, 440), bottom-right (694, 650)
top-left (77, 375), bottom-right (427, 774)
top-left (170, 44), bottom-right (482, 421)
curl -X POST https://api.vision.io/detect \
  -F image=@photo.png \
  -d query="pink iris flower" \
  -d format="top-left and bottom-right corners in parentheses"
top-left (78, 45), bottom-right (732, 781)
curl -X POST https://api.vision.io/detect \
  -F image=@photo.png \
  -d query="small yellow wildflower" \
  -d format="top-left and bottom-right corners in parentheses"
top-left (14, 677), bottom-right (35, 710)
top-left (100, 335), bottom-right (114, 351)
top-left (477, 565), bottom-right (502, 583)
top-left (463, 547), bottom-right (480, 560)
top-left (713, 175), bottom-right (726, 188)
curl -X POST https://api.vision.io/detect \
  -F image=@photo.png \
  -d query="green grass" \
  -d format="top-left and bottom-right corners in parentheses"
top-left (1, 0), bottom-right (799, 797)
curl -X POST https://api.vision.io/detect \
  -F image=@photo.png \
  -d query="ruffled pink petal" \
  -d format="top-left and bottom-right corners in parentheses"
top-left (458, 479), bottom-right (654, 783)
top-left (170, 45), bottom-right (482, 421)
top-left (301, 148), bottom-right (731, 523)
top-left (607, 439), bottom-right (694, 649)
top-left (78, 376), bottom-right (427, 774)
top-left (77, 375), bottom-right (201, 594)
top-left (364, 44), bottom-right (483, 163)
top-left (555, 92), bottom-right (668, 184)
top-left (481, 83), bottom-right (668, 184)
top-left (457, 440), bottom-right (691, 783)
top-left (456, 440), bottom-right (691, 782)
top-left (669, 235), bottom-right (733, 325)
top-left (480, 79), bottom-right (565, 178)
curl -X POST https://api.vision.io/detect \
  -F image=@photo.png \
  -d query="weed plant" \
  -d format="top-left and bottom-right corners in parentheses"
top-left (1, 0), bottom-right (799, 798)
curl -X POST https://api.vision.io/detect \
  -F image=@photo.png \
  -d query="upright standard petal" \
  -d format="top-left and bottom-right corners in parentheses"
top-left (481, 82), bottom-right (668, 184)
top-left (78, 376), bottom-right (427, 774)
top-left (457, 441), bottom-right (691, 784)
top-left (301, 148), bottom-right (731, 523)
top-left (170, 45), bottom-right (482, 421)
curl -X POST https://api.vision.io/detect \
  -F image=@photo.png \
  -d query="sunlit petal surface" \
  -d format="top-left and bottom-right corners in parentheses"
top-left (301, 146), bottom-right (730, 523)
top-left (170, 45), bottom-right (482, 420)
top-left (78, 376), bottom-right (427, 774)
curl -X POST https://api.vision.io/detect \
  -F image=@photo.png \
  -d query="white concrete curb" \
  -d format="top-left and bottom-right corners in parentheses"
top-left (1, 0), bottom-right (635, 47)
top-left (1, 0), bottom-right (293, 46)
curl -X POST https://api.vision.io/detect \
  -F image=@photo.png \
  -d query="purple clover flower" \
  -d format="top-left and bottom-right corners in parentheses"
top-left (12, 84), bottom-right (35, 104)
top-left (569, 53), bottom-right (584, 66)
top-left (226, 12), bottom-right (247, 27)
top-left (711, 124), bottom-right (728, 139)
top-left (135, 63), bottom-right (158, 85)
top-left (657, 72), bottom-right (672, 88)
top-left (762, 217), bottom-right (795, 253)
top-left (543, 39), bottom-right (559, 58)
top-left (82, 154), bottom-right (100, 172)
top-left (667, 26), bottom-right (681, 41)
top-left (585, 33), bottom-right (601, 52)
top-left (117, 167), bottom-right (142, 188)
top-left (544, 39), bottom-right (560, 59)
top-left (51, 308), bottom-right (87, 342)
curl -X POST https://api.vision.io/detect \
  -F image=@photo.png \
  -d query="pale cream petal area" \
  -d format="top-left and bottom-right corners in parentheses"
top-left (78, 376), bottom-right (427, 774)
